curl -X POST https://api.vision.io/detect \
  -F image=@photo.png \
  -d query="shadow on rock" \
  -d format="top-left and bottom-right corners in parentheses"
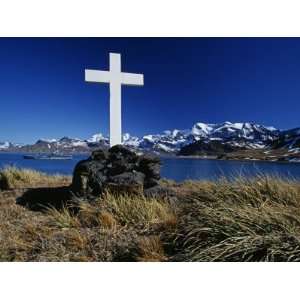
top-left (16, 186), bottom-right (73, 212)
top-left (71, 145), bottom-right (164, 200)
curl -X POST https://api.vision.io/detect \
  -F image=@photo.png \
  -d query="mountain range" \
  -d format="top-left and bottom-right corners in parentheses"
top-left (1, 121), bottom-right (300, 161)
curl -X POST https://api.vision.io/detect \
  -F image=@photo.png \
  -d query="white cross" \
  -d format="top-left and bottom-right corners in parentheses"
top-left (85, 53), bottom-right (144, 147)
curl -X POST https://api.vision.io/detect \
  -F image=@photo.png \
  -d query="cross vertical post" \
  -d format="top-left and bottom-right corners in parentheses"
top-left (109, 53), bottom-right (122, 146)
top-left (85, 53), bottom-right (144, 147)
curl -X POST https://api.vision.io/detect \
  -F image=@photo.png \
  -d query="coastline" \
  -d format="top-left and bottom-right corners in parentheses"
top-left (173, 155), bottom-right (300, 164)
top-left (2, 150), bottom-right (300, 164)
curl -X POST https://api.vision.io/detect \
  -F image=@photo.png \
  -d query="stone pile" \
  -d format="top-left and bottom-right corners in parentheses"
top-left (71, 145), bottom-right (168, 200)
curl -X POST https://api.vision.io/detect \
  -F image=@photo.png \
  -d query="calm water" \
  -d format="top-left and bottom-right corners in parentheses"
top-left (1, 153), bottom-right (300, 182)
top-left (0, 153), bottom-right (88, 176)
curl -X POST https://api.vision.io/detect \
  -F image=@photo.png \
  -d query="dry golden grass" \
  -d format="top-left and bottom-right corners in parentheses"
top-left (0, 170), bottom-right (176, 261)
top-left (137, 235), bottom-right (167, 262)
top-left (1, 167), bottom-right (300, 261)
top-left (0, 166), bottom-right (71, 189)
top-left (100, 192), bottom-right (177, 228)
top-left (171, 175), bottom-right (300, 261)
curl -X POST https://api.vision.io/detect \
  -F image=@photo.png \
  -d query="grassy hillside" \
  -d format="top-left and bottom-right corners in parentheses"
top-left (1, 167), bottom-right (300, 261)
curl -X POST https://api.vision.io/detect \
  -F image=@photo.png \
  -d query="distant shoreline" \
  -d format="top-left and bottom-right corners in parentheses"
top-left (1, 151), bottom-right (300, 164)
top-left (168, 155), bottom-right (300, 164)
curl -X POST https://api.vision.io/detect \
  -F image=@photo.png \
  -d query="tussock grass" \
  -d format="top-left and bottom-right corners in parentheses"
top-left (137, 235), bottom-right (167, 262)
top-left (100, 192), bottom-right (177, 228)
top-left (0, 185), bottom-right (175, 261)
top-left (1, 167), bottom-right (300, 261)
top-left (172, 175), bottom-right (300, 261)
top-left (0, 167), bottom-right (71, 190)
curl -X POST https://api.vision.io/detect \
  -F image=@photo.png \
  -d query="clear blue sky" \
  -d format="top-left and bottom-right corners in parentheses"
top-left (0, 38), bottom-right (299, 143)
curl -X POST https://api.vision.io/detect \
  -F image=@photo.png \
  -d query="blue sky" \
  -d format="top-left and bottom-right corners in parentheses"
top-left (0, 38), bottom-right (300, 143)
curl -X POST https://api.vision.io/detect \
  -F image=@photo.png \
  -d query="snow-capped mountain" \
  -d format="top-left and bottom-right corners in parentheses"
top-left (191, 122), bottom-right (278, 144)
top-left (0, 121), bottom-right (295, 155)
top-left (1, 133), bottom-right (141, 154)
top-left (87, 133), bottom-right (108, 144)
top-left (271, 127), bottom-right (300, 150)
top-left (138, 129), bottom-right (193, 153)
top-left (0, 141), bottom-right (22, 150)
top-left (123, 133), bottom-right (140, 147)
top-left (135, 122), bottom-right (280, 153)
top-left (0, 141), bottom-right (11, 149)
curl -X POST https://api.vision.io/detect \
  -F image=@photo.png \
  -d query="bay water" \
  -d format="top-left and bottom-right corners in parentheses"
top-left (1, 153), bottom-right (300, 182)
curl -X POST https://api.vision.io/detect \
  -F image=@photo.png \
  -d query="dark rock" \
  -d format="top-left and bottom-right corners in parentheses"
top-left (146, 163), bottom-right (161, 180)
top-left (138, 155), bottom-right (161, 180)
top-left (74, 159), bottom-right (106, 174)
top-left (91, 149), bottom-right (109, 161)
top-left (138, 155), bottom-right (160, 167)
top-left (109, 171), bottom-right (145, 186)
top-left (72, 159), bottom-right (107, 198)
top-left (71, 145), bottom-right (164, 200)
top-left (144, 177), bottom-right (160, 189)
top-left (109, 145), bottom-right (138, 163)
top-left (107, 160), bottom-right (128, 176)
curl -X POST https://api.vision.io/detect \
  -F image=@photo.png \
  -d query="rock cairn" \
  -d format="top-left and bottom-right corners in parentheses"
top-left (71, 145), bottom-right (168, 200)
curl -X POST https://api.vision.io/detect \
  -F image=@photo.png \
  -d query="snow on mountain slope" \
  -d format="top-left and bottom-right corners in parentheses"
top-left (87, 133), bottom-right (107, 143)
top-left (135, 121), bottom-right (280, 153)
top-left (0, 141), bottom-right (10, 149)
top-left (271, 127), bottom-right (300, 150)
top-left (123, 133), bottom-right (140, 147)
top-left (0, 141), bottom-right (23, 150)
top-left (191, 123), bottom-right (214, 136)
top-left (40, 138), bottom-right (57, 143)
top-left (139, 129), bottom-right (194, 153)
top-left (0, 121), bottom-right (286, 154)
top-left (207, 122), bottom-right (279, 142)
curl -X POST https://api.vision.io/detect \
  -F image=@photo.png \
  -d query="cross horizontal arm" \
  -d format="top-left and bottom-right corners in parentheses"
top-left (85, 69), bottom-right (111, 83)
top-left (121, 72), bottom-right (144, 86)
